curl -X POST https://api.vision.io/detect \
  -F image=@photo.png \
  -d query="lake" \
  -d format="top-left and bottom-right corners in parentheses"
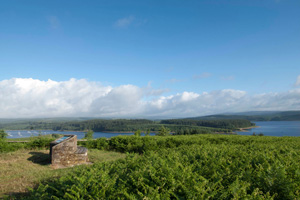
top-left (5, 121), bottom-right (300, 138)
top-left (236, 121), bottom-right (300, 136)
top-left (6, 130), bottom-right (156, 139)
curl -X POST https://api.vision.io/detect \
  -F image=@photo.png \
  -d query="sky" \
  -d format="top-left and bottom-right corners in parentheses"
top-left (0, 0), bottom-right (300, 118)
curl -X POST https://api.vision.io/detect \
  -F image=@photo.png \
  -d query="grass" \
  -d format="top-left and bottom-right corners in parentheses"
top-left (0, 148), bottom-right (125, 198)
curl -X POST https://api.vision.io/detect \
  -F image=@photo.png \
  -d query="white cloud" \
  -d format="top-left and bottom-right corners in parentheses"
top-left (295, 75), bottom-right (300, 86)
top-left (0, 78), bottom-right (300, 118)
top-left (114, 15), bottom-right (135, 28)
top-left (0, 78), bottom-right (111, 118)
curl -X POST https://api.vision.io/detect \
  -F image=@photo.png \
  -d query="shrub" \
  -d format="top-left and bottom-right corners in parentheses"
top-left (0, 140), bottom-right (25, 153)
top-left (84, 130), bottom-right (94, 140)
top-left (26, 137), bottom-right (53, 149)
top-left (0, 129), bottom-right (8, 139)
top-left (134, 129), bottom-right (141, 136)
top-left (156, 126), bottom-right (170, 136)
top-left (52, 133), bottom-right (62, 138)
top-left (83, 138), bottom-right (109, 150)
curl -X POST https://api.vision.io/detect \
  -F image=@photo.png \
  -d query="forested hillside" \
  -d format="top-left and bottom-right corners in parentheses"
top-left (0, 118), bottom-right (253, 134)
top-left (161, 119), bottom-right (254, 129)
top-left (1, 111), bottom-right (298, 133)
top-left (188, 111), bottom-right (300, 121)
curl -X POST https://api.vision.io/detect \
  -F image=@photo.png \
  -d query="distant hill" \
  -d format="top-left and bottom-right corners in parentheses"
top-left (186, 111), bottom-right (300, 121)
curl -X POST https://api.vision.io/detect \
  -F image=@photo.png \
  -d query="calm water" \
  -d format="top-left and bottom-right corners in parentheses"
top-left (236, 121), bottom-right (300, 136)
top-left (6, 130), bottom-right (156, 139)
top-left (6, 121), bottom-right (300, 138)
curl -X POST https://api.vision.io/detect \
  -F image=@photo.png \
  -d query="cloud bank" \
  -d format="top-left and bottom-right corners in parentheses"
top-left (0, 78), bottom-right (300, 118)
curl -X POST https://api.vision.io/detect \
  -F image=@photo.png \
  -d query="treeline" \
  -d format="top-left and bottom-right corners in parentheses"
top-left (0, 119), bottom-right (156, 132)
top-left (173, 128), bottom-right (229, 135)
top-left (188, 111), bottom-right (300, 121)
top-left (0, 118), bottom-right (254, 134)
top-left (161, 119), bottom-right (254, 129)
top-left (50, 119), bottom-right (156, 132)
top-left (29, 120), bottom-right (227, 133)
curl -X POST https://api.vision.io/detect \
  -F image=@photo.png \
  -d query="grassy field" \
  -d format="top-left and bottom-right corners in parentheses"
top-left (23, 135), bottom-right (300, 199)
top-left (3, 134), bottom-right (300, 199)
top-left (0, 149), bottom-right (125, 198)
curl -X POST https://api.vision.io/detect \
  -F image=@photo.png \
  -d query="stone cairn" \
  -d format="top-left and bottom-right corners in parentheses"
top-left (50, 135), bottom-right (89, 168)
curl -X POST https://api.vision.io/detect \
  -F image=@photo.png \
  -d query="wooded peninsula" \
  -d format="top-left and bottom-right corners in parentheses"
top-left (0, 118), bottom-right (254, 134)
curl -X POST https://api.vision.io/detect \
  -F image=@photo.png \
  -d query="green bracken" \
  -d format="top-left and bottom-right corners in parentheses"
top-left (23, 134), bottom-right (300, 199)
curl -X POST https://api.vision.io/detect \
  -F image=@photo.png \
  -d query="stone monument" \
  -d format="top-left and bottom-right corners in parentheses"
top-left (50, 135), bottom-right (89, 168)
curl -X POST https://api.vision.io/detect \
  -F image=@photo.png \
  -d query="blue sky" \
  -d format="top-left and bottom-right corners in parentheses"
top-left (0, 0), bottom-right (300, 118)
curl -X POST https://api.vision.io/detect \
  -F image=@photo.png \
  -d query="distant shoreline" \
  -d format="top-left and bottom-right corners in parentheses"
top-left (237, 126), bottom-right (260, 132)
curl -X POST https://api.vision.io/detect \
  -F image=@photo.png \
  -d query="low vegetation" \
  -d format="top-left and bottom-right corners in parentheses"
top-left (0, 135), bottom-right (55, 153)
top-left (19, 134), bottom-right (300, 199)
top-left (2, 126), bottom-right (300, 199)
top-left (0, 149), bottom-right (125, 198)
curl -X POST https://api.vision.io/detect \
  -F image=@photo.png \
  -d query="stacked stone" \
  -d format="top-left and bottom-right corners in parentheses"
top-left (50, 135), bottom-right (88, 168)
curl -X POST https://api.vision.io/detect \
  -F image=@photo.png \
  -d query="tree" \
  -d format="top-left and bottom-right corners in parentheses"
top-left (0, 129), bottom-right (8, 139)
top-left (145, 129), bottom-right (151, 136)
top-left (184, 129), bottom-right (190, 135)
top-left (52, 133), bottom-right (62, 139)
top-left (84, 130), bottom-right (94, 140)
top-left (156, 126), bottom-right (170, 136)
top-left (134, 129), bottom-right (141, 136)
